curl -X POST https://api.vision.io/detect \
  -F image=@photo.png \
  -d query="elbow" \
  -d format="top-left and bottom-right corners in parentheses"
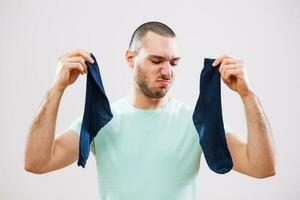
top-left (248, 154), bottom-right (277, 179)
top-left (252, 164), bottom-right (277, 179)
top-left (253, 170), bottom-right (276, 179)
top-left (24, 151), bottom-right (51, 174)
top-left (24, 160), bottom-right (47, 175)
top-left (255, 172), bottom-right (276, 179)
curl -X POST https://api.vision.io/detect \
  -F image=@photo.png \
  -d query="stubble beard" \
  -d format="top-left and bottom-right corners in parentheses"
top-left (135, 66), bottom-right (173, 99)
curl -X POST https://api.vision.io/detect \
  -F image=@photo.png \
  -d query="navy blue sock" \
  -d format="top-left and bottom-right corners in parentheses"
top-left (192, 58), bottom-right (233, 174)
top-left (77, 53), bottom-right (113, 168)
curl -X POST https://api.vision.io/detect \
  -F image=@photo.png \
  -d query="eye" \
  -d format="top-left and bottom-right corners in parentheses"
top-left (170, 60), bottom-right (179, 66)
top-left (151, 60), bottom-right (162, 64)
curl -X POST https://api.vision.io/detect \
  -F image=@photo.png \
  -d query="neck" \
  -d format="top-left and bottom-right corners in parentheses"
top-left (128, 80), bottom-right (170, 110)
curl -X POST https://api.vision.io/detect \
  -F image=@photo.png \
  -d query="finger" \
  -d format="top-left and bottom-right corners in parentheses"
top-left (212, 54), bottom-right (233, 67)
top-left (221, 65), bottom-right (243, 81)
top-left (219, 63), bottom-right (243, 76)
top-left (65, 56), bottom-right (89, 74)
top-left (218, 58), bottom-right (244, 70)
top-left (221, 76), bottom-right (230, 85)
top-left (64, 63), bottom-right (85, 74)
top-left (65, 49), bottom-right (95, 64)
top-left (221, 65), bottom-right (232, 81)
top-left (224, 68), bottom-right (244, 82)
top-left (221, 58), bottom-right (237, 65)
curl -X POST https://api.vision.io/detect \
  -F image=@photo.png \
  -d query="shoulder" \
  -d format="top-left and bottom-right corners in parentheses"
top-left (163, 97), bottom-right (195, 125)
top-left (171, 97), bottom-right (194, 115)
top-left (110, 97), bottom-right (129, 115)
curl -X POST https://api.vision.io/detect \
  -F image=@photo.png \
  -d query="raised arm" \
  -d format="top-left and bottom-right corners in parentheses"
top-left (212, 54), bottom-right (276, 178)
top-left (24, 49), bottom-right (94, 174)
top-left (225, 92), bottom-right (276, 178)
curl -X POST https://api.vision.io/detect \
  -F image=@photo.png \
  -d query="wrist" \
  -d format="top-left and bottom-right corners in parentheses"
top-left (50, 82), bottom-right (66, 94)
top-left (240, 89), bottom-right (257, 102)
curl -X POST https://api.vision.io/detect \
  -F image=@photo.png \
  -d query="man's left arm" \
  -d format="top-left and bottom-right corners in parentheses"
top-left (212, 54), bottom-right (276, 178)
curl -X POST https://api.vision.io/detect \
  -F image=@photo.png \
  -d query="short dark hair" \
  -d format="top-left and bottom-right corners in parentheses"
top-left (128, 21), bottom-right (176, 52)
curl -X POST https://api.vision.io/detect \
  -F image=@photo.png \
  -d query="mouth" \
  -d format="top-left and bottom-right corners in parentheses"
top-left (156, 78), bottom-right (171, 86)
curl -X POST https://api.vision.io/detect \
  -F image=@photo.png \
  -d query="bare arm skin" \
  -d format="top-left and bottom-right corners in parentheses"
top-left (226, 92), bottom-right (276, 178)
top-left (24, 49), bottom-right (94, 174)
top-left (212, 54), bottom-right (276, 179)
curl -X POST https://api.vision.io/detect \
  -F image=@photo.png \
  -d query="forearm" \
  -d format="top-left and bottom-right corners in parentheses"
top-left (241, 91), bottom-right (276, 177)
top-left (24, 85), bottom-right (64, 170)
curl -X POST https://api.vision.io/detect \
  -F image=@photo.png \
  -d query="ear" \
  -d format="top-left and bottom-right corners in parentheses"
top-left (125, 50), bottom-right (135, 68)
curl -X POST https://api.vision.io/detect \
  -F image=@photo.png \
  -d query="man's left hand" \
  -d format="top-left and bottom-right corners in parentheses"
top-left (212, 54), bottom-right (254, 97)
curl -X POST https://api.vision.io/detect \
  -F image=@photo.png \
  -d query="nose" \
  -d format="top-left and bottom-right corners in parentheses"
top-left (160, 63), bottom-right (173, 79)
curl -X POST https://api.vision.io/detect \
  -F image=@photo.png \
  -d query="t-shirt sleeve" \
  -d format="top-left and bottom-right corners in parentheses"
top-left (223, 121), bottom-right (233, 134)
top-left (68, 115), bottom-right (96, 156)
top-left (68, 115), bottom-right (83, 135)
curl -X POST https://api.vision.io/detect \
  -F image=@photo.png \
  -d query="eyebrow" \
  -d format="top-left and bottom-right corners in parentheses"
top-left (149, 55), bottom-right (181, 60)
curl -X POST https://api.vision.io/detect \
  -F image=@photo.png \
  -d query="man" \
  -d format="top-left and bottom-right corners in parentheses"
top-left (24, 21), bottom-right (276, 199)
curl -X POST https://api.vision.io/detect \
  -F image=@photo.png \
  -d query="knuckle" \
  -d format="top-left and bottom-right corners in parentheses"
top-left (75, 48), bottom-right (81, 54)
top-left (79, 57), bottom-right (85, 63)
top-left (222, 53), bottom-right (229, 58)
top-left (223, 58), bottom-right (230, 64)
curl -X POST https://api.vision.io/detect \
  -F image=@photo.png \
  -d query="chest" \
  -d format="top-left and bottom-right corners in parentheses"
top-left (93, 114), bottom-right (202, 183)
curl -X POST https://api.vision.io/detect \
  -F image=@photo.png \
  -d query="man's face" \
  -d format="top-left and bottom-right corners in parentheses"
top-left (130, 31), bottom-right (181, 98)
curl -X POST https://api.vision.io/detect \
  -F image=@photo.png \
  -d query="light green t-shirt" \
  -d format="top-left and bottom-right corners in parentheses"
top-left (68, 96), bottom-right (232, 200)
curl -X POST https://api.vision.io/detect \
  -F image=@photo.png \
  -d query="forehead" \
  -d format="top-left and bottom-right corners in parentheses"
top-left (140, 31), bottom-right (181, 58)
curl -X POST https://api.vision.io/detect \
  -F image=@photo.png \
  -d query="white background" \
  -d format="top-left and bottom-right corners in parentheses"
top-left (0, 0), bottom-right (299, 199)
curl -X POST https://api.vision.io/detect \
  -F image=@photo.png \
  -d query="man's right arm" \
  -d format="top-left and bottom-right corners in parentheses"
top-left (24, 86), bottom-right (79, 174)
top-left (24, 49), bottom-right (94, 174)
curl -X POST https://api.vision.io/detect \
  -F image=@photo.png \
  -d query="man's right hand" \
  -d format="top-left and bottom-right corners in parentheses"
top-left (51, 49), bottom-right (95, 92)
